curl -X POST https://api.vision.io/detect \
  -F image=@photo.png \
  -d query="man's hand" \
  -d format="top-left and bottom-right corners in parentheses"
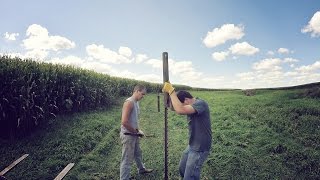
top-left (137, 130), bottom-right (145, 137)
top-left (162, 82), bottom-right (175, 95)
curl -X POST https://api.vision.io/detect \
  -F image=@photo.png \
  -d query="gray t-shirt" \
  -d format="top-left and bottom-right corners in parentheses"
top-left (187, 98), bottom-right (212, 151)
top-left (120, 97), bottom-right (139, 133)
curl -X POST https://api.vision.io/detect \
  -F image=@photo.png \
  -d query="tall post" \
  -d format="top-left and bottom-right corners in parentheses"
top-left (163, 52), bottom-right (170, 107)
top-left (162, 52), bottom-right (169, 180)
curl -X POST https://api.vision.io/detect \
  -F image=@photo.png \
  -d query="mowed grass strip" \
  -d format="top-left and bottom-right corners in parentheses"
top-left (0, 105), bottom-right (122, 179)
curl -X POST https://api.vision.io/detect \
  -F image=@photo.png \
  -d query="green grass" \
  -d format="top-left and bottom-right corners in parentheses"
top-left (1, 90), bottom-right (319, 179)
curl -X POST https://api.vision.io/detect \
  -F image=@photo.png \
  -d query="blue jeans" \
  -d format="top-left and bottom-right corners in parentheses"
top-left (179, 146), bottom-right (210, 180)
top-left (120, 133), bottom-right (145, 180)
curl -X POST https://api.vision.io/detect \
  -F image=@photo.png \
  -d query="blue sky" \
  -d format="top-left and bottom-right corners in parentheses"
top-left (1, 0), bottom-right (320, 89)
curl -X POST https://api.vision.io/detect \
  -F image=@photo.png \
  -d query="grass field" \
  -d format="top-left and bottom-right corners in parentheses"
top-left (0, 89), bottom-right (319, 179)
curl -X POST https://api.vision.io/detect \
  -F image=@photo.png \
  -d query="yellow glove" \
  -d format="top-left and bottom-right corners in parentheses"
top-left (162, 82), bottom-right (175, 95)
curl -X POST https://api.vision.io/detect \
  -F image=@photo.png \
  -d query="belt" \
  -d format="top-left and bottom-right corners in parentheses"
top-left (123, 132), bottom-right (143, 137)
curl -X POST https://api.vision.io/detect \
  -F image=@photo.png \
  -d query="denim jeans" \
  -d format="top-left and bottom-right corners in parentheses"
top-left (120, 133), bottom-right (145, 180)
top-left (179, 146), bottom-right (210, 180)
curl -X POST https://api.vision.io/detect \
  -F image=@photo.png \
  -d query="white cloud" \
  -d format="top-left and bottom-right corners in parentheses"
top-left (212, 51), bottom-right (229, 61)
top-left (203, 24), bottom-right (245, 48)
top-left (23, 24), bottom-right (75, 52)
top-left (50, 55), bottom-right (85, 67)
top-left (118, 46), bottom-right (132, 57)
top-left (170, 60), bottom-right (194, 75)
top-left (146, 58), bottom-right (196, 75)
top-left (234, 58), bottom-right (320, 89)
top-left (135, 54), bottom-right (148, 64)
top-left (257, 71), bottom-right (284, 83)
top-left (293, 73), bottom-right (320, 85)
top-left (229, 42), bottom-right (259, 56)
top-left (47, 56), bottom-right (115, 75)
top-left (284, 71), bottom-right (298, 77)
top-left (295, 61), bottom-right (320, 73)
top-left (4, 32), bottom-right (19, 41)
top-left (25, 49), bottom-right (48, 60)
top-left (283, 58), bottom-right (299, 63)
top-left (267, 51), bottom-right (275, 56)
top-left (235, 70), bottom-right (286, 89)
top-left (236, 72), bottom-right (255, 81)
top-left (145, 58), bottom-right (162, 69)
top-left (136, 74), bottom-right (161, 83)
top-left (192, 76), bottom-right (225, 88)
top-left (278, 48), bottom-right (289, 54)
top-left (302, 11), bottom-right (320, 37)
top-left (252, 58), bottom-right (282, 71)
top-left (144, 57), bottom-right (203, 86)
top-left (86, 44), bottom-right (133, 64)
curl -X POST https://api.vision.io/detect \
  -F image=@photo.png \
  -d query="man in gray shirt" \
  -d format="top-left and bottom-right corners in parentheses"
top-left (120, 84), bottom-right (153, 180)
top-left (163, 82), bottom-right (212, 180)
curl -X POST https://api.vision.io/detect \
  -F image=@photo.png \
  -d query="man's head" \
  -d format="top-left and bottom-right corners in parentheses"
top-left (133, 84), bottom-right (146, 101)
top-left (176, 90), bottom-right (194, 105)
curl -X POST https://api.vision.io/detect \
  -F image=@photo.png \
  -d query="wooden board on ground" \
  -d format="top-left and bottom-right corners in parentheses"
top-left (54, 163), bottom-right (75, 180)
top-left (0, 154), bottom-right (29, 176)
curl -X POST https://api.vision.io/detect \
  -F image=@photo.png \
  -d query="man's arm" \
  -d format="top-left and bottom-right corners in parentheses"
top-left (163, 82), bottom-right (196, 115)
top-left (169, 91), bottom-right (196, 115)
top-left (121, 101), bottom-right (139, 133)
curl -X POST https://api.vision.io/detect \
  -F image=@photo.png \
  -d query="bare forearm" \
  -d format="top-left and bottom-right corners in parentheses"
top-left (122, 122), bottom-right (138, 133)
top-left (169, 91), bottom-right (184, 113)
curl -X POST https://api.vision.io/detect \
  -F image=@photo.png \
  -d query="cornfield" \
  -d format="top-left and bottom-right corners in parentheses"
top-left (0, 55), bottom-right (175, 139)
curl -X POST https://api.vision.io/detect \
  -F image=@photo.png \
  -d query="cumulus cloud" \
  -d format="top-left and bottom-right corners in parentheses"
top-left (144, 58), bottom-right (203, 85)
top-left (25, 49), bottom-right (48, 60)
top-left (278, 48), bottom-right (290, 54)
top-left (23, 24), bottom-right (75, 52)
top-left (136, 74), bottom-right (161, 83)
top-left (145, 58), bottom-right (195, 75)
top-left (236, 70), bottom-right (286, 89)
top-left (203, 24), bottom-right (245, 48)
top-left (267, 51), bottom-right (275, 56)
top-left (284, 71), bottom-right (298, 77)
top-left (211, 42), bottom-right (258, 62)
top-left (4, 32), bottom-right (19, 41)
top-left (252, 58), bottom-right (282, 71)
top-left (145, 58), bottom-right (162, 69)
top-left (86, 44), bottom-right (133, 64)
top-left (295, 61), bottom-right (320, 73)
top-left (192, 76), bottom-right (225, 88)
top-left (135, 54), bottom-right (148, 64)
top-left (234, 57), bottom-right (319, 89)
top-left (302, 11), bottom-right (320, 37)
top-left (283, 58), bottom-right (299, 63)
top-left (236, 72), bottom-right (255, 81)
top-left (212, 51), bottom-right (229, 61)
top-left (118, 46), bottom-right (132, 57)
top-left (50, 55), bottom-right (85, 67)
top-left (229, 42), bottom-right (259, 56)
top-left (170, 60), bottom-right (194, 75)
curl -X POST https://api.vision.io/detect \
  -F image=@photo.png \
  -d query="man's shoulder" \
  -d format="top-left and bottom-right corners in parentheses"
top-left (195, 98), bottom-right (208, 105)
top-left (123, 99), bottom-right (134, 107)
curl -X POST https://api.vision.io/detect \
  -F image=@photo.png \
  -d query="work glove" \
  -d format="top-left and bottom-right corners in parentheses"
top-left (162, 82), bottom-right (175, 95)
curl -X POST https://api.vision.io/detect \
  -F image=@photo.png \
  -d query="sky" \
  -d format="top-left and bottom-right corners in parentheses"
top-left (1, 0), bottom-right (320, 89)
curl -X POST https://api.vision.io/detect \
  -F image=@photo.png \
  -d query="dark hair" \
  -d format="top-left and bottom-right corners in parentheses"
top-left (176, 90), bottom-right (193, 103)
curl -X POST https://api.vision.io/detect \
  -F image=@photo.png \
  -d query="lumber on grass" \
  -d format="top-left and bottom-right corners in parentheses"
top-left (0, 154), bottom-right (29, 176)
top-left (54, 163), bottom-right (75, 180)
